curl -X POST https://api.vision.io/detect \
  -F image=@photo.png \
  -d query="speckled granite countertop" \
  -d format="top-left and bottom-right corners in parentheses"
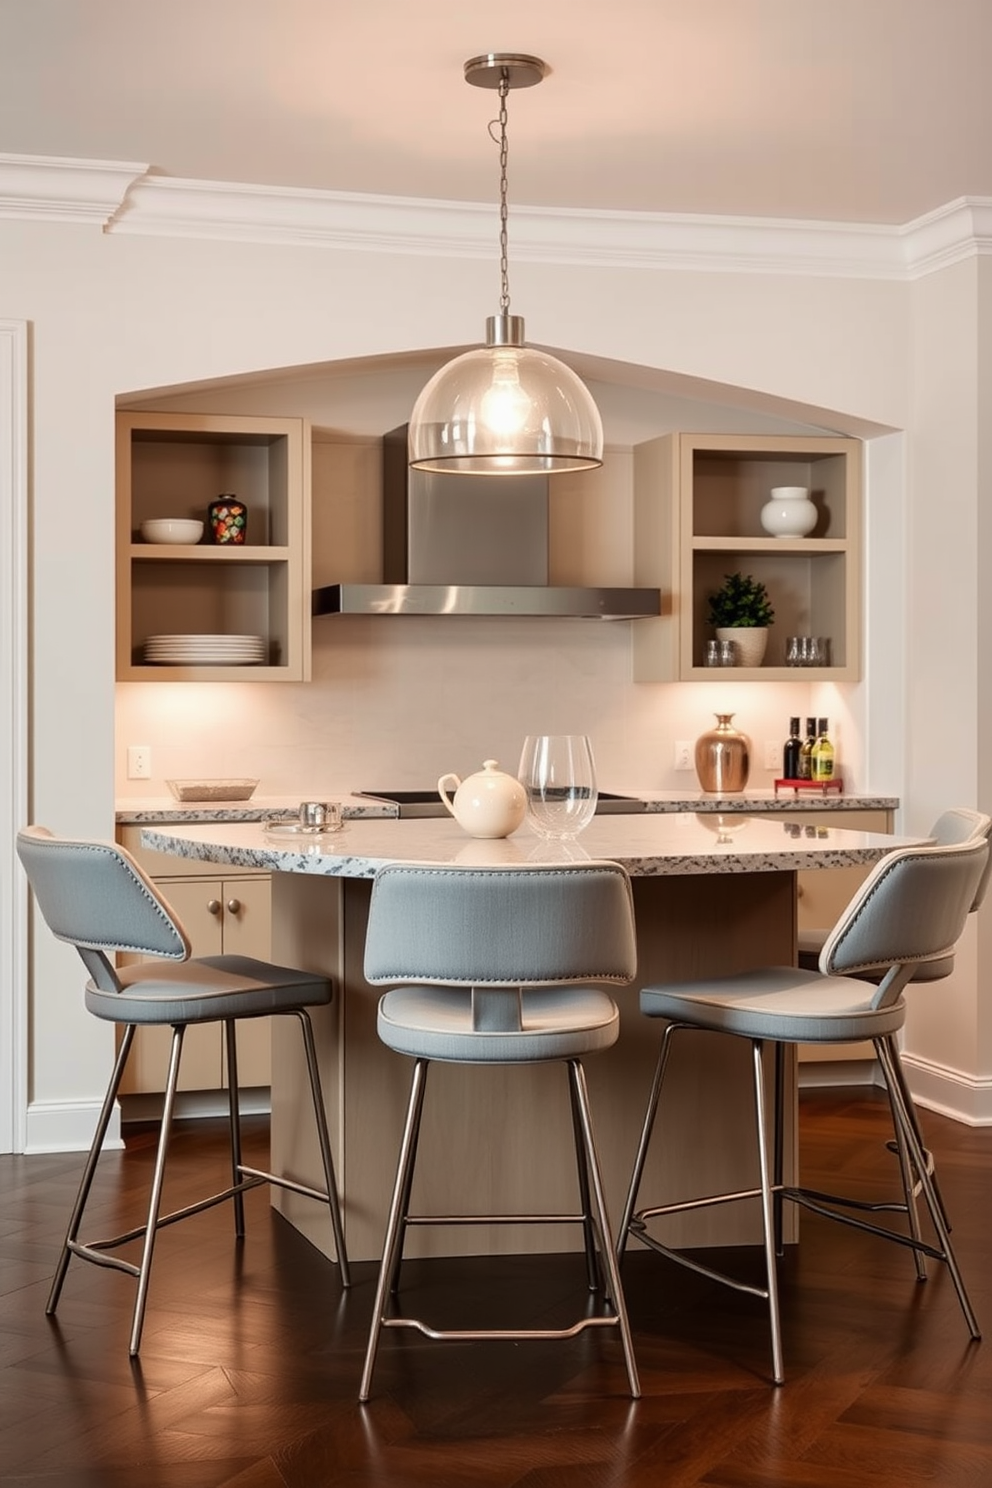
top-left (118, 789), bottom-right (898, 825)
top-left (141, 813), bottom-right (914, 882)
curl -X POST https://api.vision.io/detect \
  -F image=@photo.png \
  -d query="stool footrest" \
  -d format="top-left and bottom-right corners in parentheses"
top-left (628, 1220), bottom-right (771, 1302)
top-left (73, 1175), bottom-right (268, 1255)
top-left (383, 1313), bottom-right (622, 1343)
top-left (404, 1211), bottom-right (585, 1227)
top-left (784, 1186), bottom-right (947, 1261)
top-left (238, 1165), bottom-right (332, 1206)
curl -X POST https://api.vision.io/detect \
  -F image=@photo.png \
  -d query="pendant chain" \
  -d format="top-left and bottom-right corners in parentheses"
top-left (496, 71), bottom-right (510, 313)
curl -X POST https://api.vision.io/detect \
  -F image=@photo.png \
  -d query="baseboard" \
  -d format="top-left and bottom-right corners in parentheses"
top-left (899, 1052), bottom-right (992, 1126)
top-left (118, 1088), bottom-right (272, 1125)
top-left (797, 1058), bottom-right (880, 1090)
top-left (25, 1098), bottom-right (122, 1154)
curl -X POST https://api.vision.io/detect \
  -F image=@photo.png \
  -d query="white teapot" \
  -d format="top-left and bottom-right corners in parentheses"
top-left (437, 759), bottom-right (527, 839)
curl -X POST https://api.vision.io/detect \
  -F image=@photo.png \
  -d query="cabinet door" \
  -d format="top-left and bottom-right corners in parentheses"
top-left (219, 876), bottom-right (273, 1088)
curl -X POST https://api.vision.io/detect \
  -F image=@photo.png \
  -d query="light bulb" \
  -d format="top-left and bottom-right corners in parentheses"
top-left (478, 352), bottom-right (532, 442)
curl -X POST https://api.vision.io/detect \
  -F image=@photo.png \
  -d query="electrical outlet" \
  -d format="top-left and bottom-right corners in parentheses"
top-left (674, 740), bottom-right (693, 771)
top-left (764, 740), bottom-right (781, 771)
top-left (127, 744), bottom-right (151, 780)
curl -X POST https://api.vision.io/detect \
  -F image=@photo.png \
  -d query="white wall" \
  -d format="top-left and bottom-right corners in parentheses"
top-left (3, 209), bottom-right (987, 1143)
top-left (115, 370), bottom-right (860, 803)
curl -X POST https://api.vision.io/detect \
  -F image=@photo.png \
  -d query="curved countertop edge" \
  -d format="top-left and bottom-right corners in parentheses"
top-left (119, 790), bottom-right (899, 825)
top-left (140, 815), bottom-right (918, 882)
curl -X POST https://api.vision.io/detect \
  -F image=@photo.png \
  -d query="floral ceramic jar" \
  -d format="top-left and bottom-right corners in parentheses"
top-left (208, 494), bottom-right (248, 544)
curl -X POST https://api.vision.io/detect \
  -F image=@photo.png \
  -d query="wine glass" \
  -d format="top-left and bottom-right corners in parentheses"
top-left (517, 735), bottom-right (598, 840)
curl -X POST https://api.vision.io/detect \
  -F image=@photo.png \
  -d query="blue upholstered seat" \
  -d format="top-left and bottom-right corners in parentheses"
top-left (358, 860), bottom-right (640, 1402)
top-left (16, 825), bottom-right (349, 1356)
top-left (618, 830), bottom-right (990, 1385)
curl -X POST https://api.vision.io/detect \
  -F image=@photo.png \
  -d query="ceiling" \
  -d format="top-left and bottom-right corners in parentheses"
top-left (2, 0), bottom-right (990, 227)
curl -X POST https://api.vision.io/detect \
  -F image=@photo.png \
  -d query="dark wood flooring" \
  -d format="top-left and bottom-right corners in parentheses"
top-left (1, 1087), bottom-right (991, 1487)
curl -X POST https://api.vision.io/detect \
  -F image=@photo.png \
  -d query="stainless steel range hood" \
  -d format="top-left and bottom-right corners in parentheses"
top-left (312, 427), bottom-right (661, 620)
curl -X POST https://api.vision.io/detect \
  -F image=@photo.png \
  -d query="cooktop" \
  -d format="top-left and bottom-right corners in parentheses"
top-left (355, 789), bottom-right (647, 818)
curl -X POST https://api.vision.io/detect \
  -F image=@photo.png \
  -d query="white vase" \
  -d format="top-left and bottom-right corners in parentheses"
top-left (716, 626), bottom-right (768, 668)
top-left (760, 486), bottom-right (817, 538)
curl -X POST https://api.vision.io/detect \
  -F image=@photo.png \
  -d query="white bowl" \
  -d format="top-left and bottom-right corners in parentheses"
top-left (140, 518), bottom-right (204, 545)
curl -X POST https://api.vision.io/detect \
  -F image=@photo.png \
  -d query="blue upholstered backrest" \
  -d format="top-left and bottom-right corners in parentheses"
top-left (821, 835), bottom-right (989, 988)
top-left (928, 808), bottom-right (992, 912)
top-left (363, 861), bottom-right (637, 988)
top-left (16, 826), bottom-right (190, 961)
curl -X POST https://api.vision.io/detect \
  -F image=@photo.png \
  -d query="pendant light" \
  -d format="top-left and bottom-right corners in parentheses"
top-left (408, 53), bottom-right (604, 477)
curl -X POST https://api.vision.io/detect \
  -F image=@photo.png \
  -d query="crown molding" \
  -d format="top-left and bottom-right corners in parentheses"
top-left (899, 197), bottom-right (992, 279)
top-left (0, 153), bottom-right (148, 225)
top-left (1, 154), bottom-right (991, 282)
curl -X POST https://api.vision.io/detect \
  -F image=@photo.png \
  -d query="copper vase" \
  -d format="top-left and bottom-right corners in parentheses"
top-left (694, 713), bottom-right (750, 793)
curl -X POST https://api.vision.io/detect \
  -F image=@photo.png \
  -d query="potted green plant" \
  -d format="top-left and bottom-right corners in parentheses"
top-left (706, 572), bottom-right (775, 667)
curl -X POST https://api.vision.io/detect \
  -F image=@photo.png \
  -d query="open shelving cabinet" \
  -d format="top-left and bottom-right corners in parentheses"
top-left (116, 411), bottom-right (311, 682)
top-left (632, 432), bottom-right (862, 682)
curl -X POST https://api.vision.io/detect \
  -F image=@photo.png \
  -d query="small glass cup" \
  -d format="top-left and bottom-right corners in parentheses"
top-left (704, 640), bottom-right (722, 667)
top-left (785, 635), bottom-right (801, 666)
top-left (718, 639), bottom-right (736, 666)
top-left (298, 800), bottom-right (342, 832)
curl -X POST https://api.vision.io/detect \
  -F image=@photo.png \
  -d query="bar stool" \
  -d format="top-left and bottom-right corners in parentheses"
top-left (798, 806), bottom-right (992, 971)
top-left (358, 860), bottom-right (640, 1401)
top-left (617, 833), bottom-right (989, 1383)
top-left (797, 808), bottom-right (991, 1233)
top-left (16, 825), bottom-right (350, 1356)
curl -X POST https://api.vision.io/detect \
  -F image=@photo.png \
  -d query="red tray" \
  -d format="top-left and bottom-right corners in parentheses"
top-left (773, 778), bottom-right (844, 795)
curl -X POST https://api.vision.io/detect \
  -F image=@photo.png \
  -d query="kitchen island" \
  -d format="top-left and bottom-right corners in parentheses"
top-left (142, 814), bottom-right (914, 1262)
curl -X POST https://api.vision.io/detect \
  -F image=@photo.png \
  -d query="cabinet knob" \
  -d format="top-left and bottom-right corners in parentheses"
top-left (206, 899), bottom-right (221, 915)
top-left (226, 898), bottom-right (241, 915)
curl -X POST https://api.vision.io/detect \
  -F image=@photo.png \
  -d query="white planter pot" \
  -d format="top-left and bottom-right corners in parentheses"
top-left (716, 627), bottom-right (769, 668)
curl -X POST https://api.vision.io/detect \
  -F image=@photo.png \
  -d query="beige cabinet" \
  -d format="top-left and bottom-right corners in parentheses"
top-left (632, 433), bottom-right (862, 682)
top-left (116, 410), bottom-right (311, 682)
top-left (117, 828), bottom-right (272, 1094)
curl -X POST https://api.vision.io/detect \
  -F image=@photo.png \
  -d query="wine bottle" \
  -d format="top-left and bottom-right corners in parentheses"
top-left (811, 718), bottom-right (835, 782)
top-left (782, 716), bottom-right (802, 779)
top-left (798, 717), bottom-right (816, 780)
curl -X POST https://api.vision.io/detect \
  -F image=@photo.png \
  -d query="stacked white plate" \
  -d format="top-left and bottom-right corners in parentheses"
top-left (144, 634), bottom-right (268, 666)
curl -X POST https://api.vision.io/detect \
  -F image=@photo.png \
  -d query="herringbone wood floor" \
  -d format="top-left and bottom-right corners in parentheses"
top-left (1, 1088), bottom-right (991, 1487)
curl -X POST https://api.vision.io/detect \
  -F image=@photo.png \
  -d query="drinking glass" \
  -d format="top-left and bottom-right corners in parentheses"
top-left (517, 734), bottom-right (598, 839)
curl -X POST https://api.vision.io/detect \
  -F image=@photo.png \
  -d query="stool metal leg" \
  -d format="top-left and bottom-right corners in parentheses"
top-left (875, 1037), bottom-right (980, 1339)
top-left (882, 1032), bottom-right (951, 1234)
top-left (360, 1058), bottom-right (430, 1403)
top-left (296, 1010), bottom-right (350, 1286)
top-left (129, 1023), bottom-right (185, 1356)
top-left (772, 1042), bottom-right (786, 1258)
top-left (617, 1020), bottom-right (677, 1262)
top-left (225, 1020), bottom-right (247, 1238)
top-left (877, 1037), bottom-right (927, 1281)
top-left (568, 1060), bottom-right (641, 1398)
top-left (568, 1071), bottom-right (600, 1291)
top-left (47, 1023), bottom-right (136, 1318)
top-left (750, 1039), bottom-right (784, 1385)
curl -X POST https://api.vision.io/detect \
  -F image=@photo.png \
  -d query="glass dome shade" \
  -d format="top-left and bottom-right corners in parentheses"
top-left (408, 342), bottom-right (604, 476)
